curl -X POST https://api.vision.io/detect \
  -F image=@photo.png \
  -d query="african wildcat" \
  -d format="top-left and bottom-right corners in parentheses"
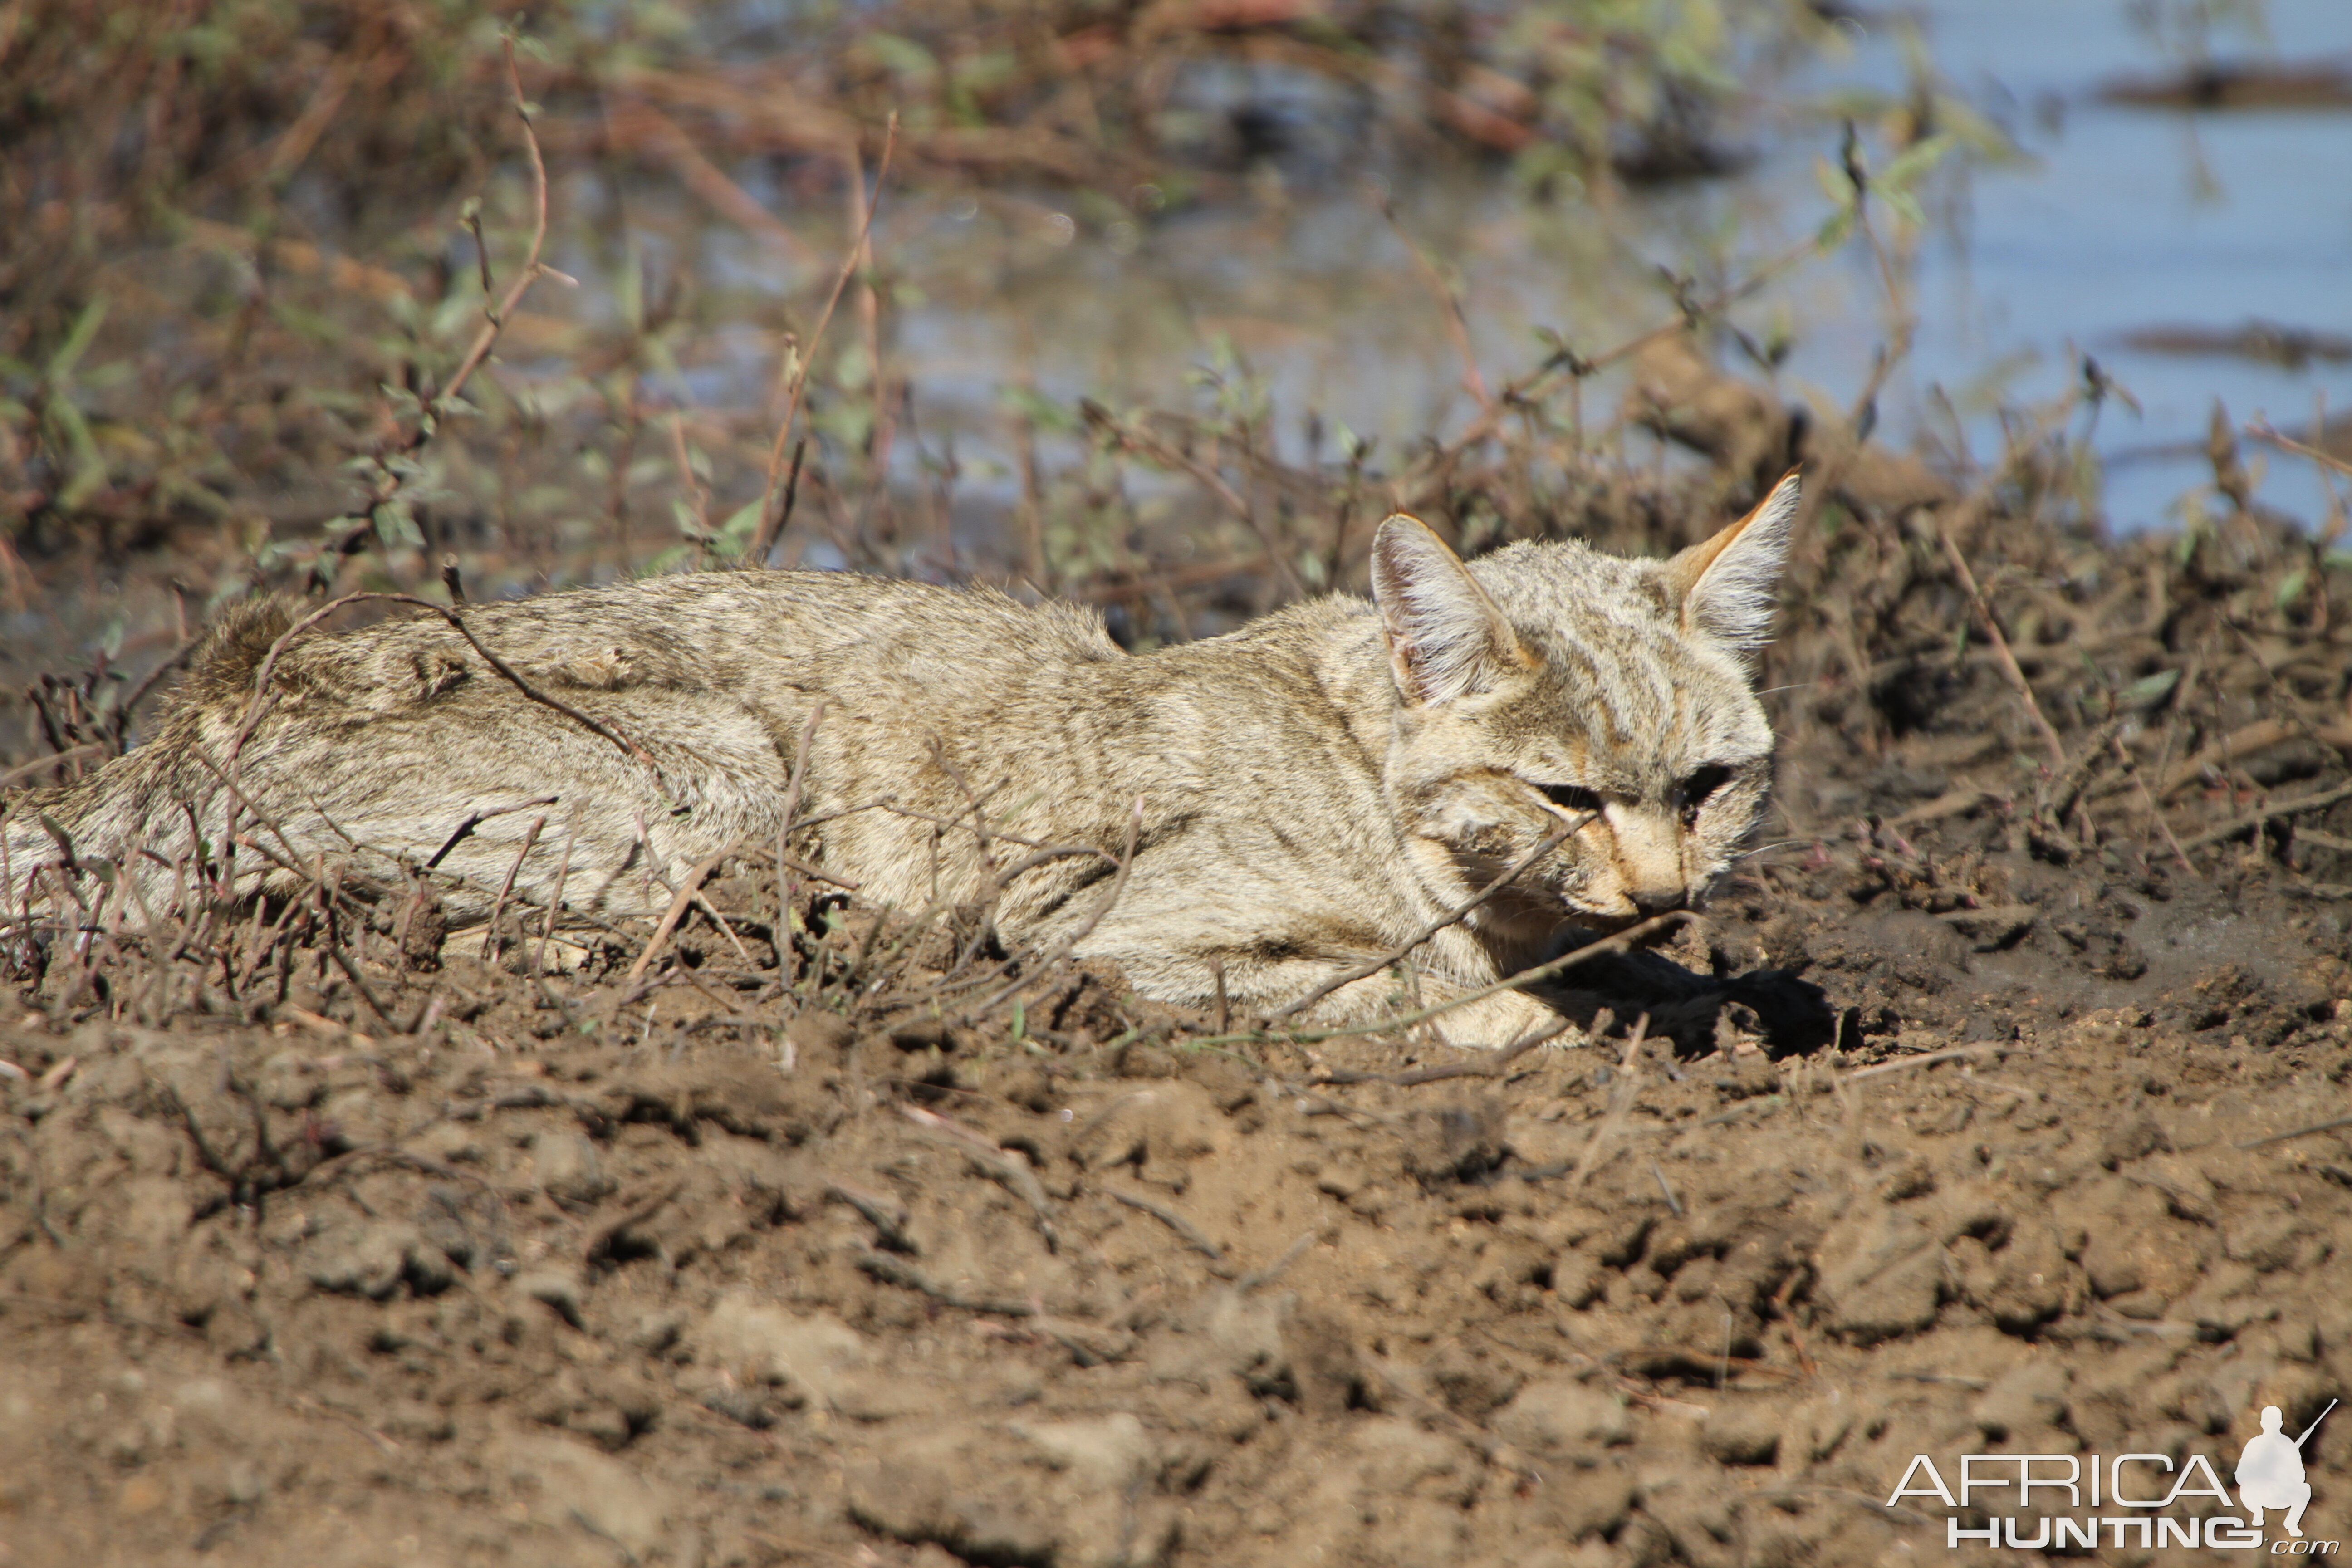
top-left (1, 474), bottom-right (1798, 1044)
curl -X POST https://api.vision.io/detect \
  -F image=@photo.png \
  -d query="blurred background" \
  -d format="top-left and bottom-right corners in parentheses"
top-left (1, 0), bottom-right (2348, 702)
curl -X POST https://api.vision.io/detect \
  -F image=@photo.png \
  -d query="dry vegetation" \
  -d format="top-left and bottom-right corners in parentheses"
top-left (7, 4), bottom-right (2352, 1566)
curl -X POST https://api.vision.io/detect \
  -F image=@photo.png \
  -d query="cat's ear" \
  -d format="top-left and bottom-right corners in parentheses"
top-left (1662, 470), bottom-right (1799, 652)
top-left (1371, 515), bottom-right (1526, 705)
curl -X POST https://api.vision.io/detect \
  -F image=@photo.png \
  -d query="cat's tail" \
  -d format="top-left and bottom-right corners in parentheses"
top-left (1, 749), bottom-right (201, 951)
top-left (2, 598), bottom-right (299, 946)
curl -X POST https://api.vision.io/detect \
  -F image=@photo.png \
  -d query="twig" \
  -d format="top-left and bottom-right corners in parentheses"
top-left (0, 743), bottom-right (108, 790)
top-left (480, 813), bottom-right (546, 961)
top-left (307, 38), bottom-right (573, 573)
top-left (2238, 1114), bottom-right (2352, 1151)
top-left (1844, 1043), bottom-right (2015, 1081)
top-left (1312, 1014), bottom-right (1575, 1087)
top-left (1175, 909), bottom-right (1692, 1053)
top-left (1235, 1230), bottom-right (1321, 1293)
top-left (827, 1177), bottom-right (917, 1254)
top-left (2247, 418), bottom-right (2352, 481)
top-left (2112, 733), bottom-right (2202, 878)
top-left (775, 700), bottom-right (825, 919)
top-left (424, 795), bottom-right (558, 872)
top-left (1937, 525), bottom-right (2067, 772)
top-left (225, 592), bottom-right (662, 785)
top-left (625, 848), bottom-right (729, 983)
top-left (1272, 827), bottom-right (1573, 1019)
top-left (1080, 404), bottom-right (1308, 597)
top-left (2180, 780), bottom-right (2352, 853)
top-left (1377, 192), bottom-right (1494, 416)
top-left (1568, 1015), bottom-right (1651, 1190)
top-left (752, 115), bottom-right (899, 564)
top-left (898, 1102), bottom-right (1058, 1252)
top-left (1650, 1159), bottom-right (1684, 1217)
top-left (854, 1250), bottom-right (1038, 1318)
top-left (534, 807), bottom-right (579, 976)
top-left (955, 796), bottom-right (1144, 1024)
top-left (433, 40), bottom-right (567, 421)
top-left (1103, 1185), bottom-right (1224, 1261)
top-left (1432, 234), bottom-right (1818, 463)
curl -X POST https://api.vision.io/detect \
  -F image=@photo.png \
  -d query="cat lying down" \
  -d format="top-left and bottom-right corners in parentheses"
top-left (3, 474), bottom-right (1801, 1047)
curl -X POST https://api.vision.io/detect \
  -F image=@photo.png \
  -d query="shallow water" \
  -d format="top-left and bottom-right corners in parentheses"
top-left (633, 0), bottom-right (2352, 544)
top-left (1785, 0), bottom-right (2352, 533)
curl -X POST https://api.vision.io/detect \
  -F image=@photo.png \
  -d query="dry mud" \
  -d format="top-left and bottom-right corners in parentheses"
top-left (3, 788), bottom-right (2351, 1567)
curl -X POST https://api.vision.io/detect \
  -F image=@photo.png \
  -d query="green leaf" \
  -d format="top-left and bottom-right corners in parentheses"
top-left (2117, 669), bottom-right (2180, 710)
top-left (1879, 132), bottom-right (1958, 191)
top-left (862, 32), bottom-right (938, 81)
top-left (372, 500), bottom-right (425, 549)
top-left (1813, 154), bottom-right (1854, 206)
top-left (997, 383), bottom-right (1078, 435)
top-left (716, 498), bottom-right (762, 551)
top-left (1815, 206), bottom-right (1857, 252)
top-left (49, 400), bottom-right (107, 508)
top-left (45, 296), bottom-right (108, 385)
top-left (2275, 566), bottom-right (2311, 608)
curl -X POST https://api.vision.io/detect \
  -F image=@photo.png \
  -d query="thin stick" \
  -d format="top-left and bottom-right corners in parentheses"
top-left (2247, 418), bottom-right (2352, 481)
top-left (1271, 826), bottom-right (1573, 1019)
top-left (1377, 192), bottom-right (1494, 416)
top-left (1844, 1043), bottom-right (2014, 1082)
top-left (1568, 1015), bottom-right (1651, 1191)
top-left (775, 701), bottom-right (825, 918)
top-left (1938, 526), bottom-right (2067, 773)
top-left (432, 39), bottom-right (566, 421)
top-left (2180, 780), bottom-right (2352, 852)
top-left (950, 797), bottom-right (1145, 1025)
top-left (2238, 1114), bottom-right (2352, 1151)
top-left (533, 807), bottom-right (578, 976)
top-left (1175, 909), bottom-right (1692, 1053)
top-left (751, 115), bottom-right (899, 564)
top-left (0, 744), bottom-right (109, 790)
top-left (625, 848), bottom-right (729, 984)
top-left (1103, 1185), bottom-right (1224, 1261)
top-left (1314, 1014), bottom-right (1575, 1088)
top-left (1083, 405), bottom-right (1308, 597)
top-left (225, 593), bottom-right (659, 781)
top-left (480, 814), bottom-right (545, 961)
top-left (424, 795), bottom-right (559, 872)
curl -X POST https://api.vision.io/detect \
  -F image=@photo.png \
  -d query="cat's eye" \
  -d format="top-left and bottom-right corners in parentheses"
top-left (1678, 765), bottom-right (1733, 821)
top-left (1536, 782), bottom-right (1602, 816)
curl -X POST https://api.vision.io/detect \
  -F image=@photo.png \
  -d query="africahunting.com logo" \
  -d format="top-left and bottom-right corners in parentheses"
top-left (1887, 1400), bottom-right (2337, 1553)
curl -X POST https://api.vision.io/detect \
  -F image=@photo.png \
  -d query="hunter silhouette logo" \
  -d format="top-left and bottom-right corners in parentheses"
top-left (2240, 1402), bottom-right (2332, 1540)
top-left (1886, 1396), bottom-right (2339, 1551)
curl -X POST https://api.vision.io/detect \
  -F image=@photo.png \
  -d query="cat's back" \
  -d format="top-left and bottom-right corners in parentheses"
top-left (242, 569), bottom-right (1124, 713)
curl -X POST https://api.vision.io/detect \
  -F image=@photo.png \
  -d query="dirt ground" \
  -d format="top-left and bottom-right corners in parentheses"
top-left (9, 385), bottom-right (2352, 1567)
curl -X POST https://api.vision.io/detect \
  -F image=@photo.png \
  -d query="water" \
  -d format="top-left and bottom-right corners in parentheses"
top-left (598, 0), bottom-right (2352, 544)
top-left (1780, 0), bottom-right (2352, 532)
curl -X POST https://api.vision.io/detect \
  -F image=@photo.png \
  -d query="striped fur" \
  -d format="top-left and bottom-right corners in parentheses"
top-left (3, 476), bottom-right (1798, 1045)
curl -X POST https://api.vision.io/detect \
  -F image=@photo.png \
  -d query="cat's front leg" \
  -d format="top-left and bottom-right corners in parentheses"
top-left (1229, 960), bottom-right (1571, 1051)
top-left (1416, 983), bottom-right (1571, 1051)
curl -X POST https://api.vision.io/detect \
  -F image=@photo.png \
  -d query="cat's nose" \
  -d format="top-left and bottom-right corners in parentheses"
top-left (1628, 886), bottom-right (1687, 918)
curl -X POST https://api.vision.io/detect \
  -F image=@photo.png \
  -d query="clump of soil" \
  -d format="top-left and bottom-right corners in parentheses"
top-left (2, 853), bottom-right (2349, 1568)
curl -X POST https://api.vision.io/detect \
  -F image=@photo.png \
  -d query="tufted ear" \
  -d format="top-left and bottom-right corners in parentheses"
top-left (1370, 514), bottom-right (1525, 705)
top-left (1662, 470), bottom-right (1799, 652)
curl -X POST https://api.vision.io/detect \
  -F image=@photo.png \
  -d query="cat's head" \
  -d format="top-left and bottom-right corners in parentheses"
top-left (1371, 473), bottom-right (1796, 946)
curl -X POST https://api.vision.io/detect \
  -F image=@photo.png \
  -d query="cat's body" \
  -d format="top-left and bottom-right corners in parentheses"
top-left (1, 476), bottom-right (1798, 1044)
